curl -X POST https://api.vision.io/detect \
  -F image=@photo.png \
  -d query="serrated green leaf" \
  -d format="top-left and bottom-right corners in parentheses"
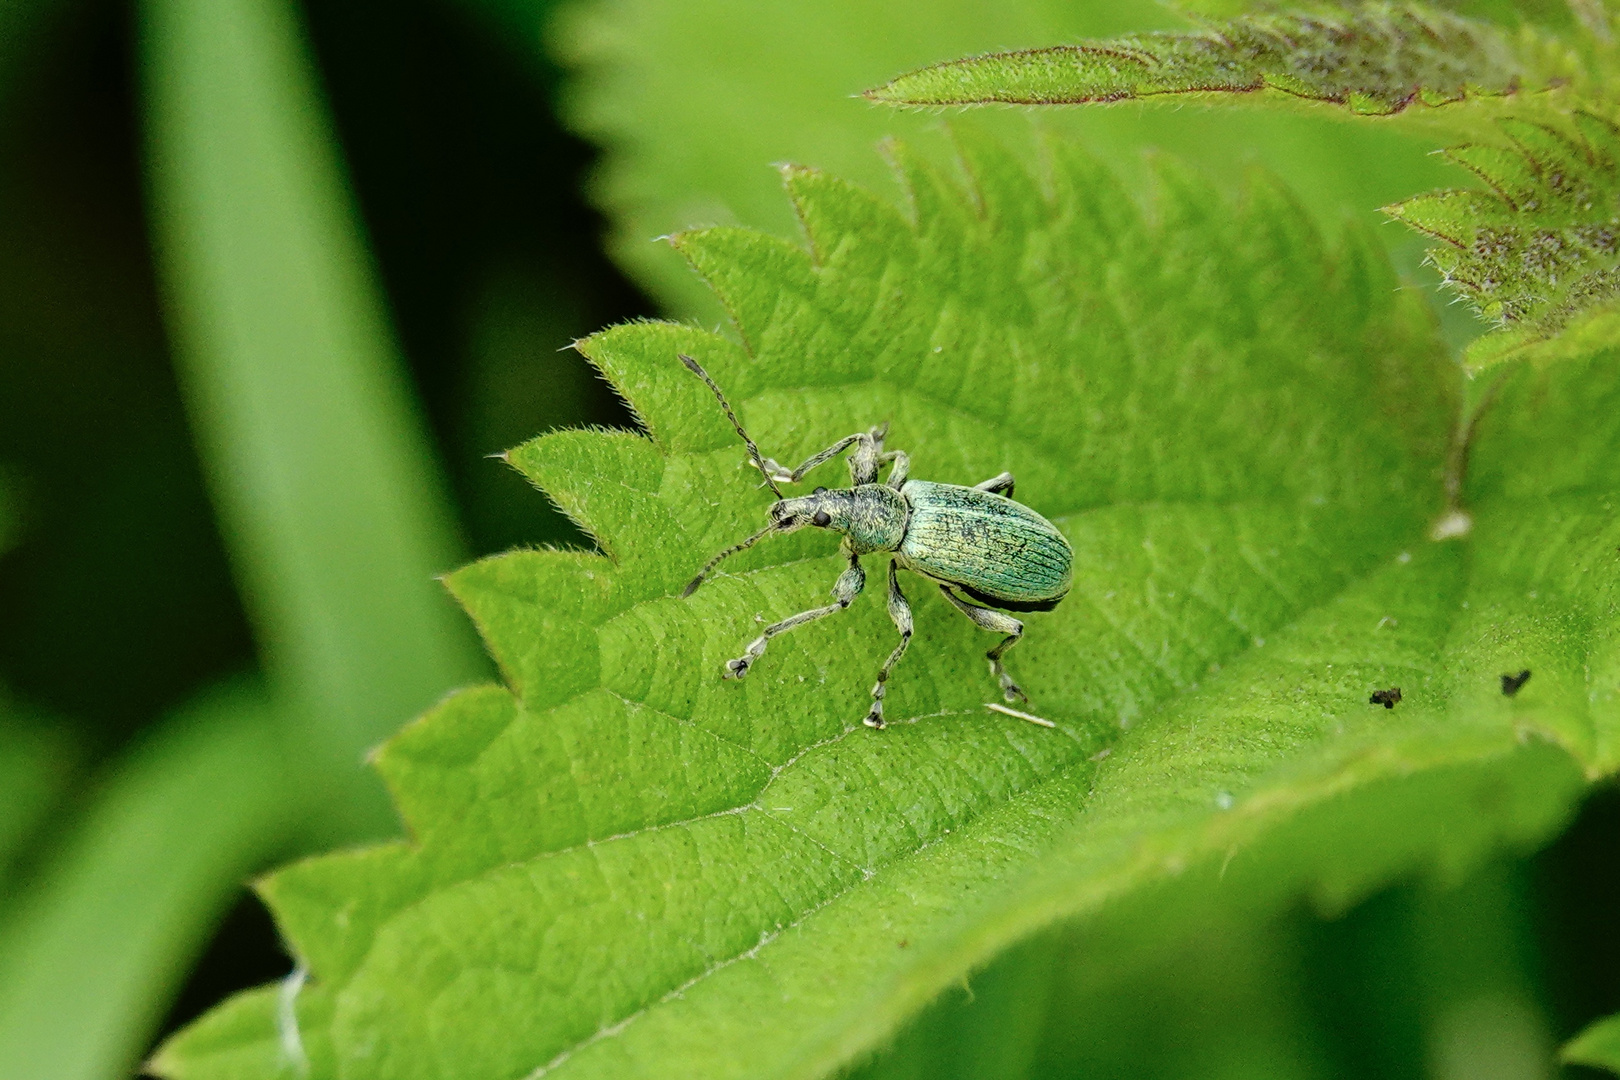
top-left (1564, 1010), bottom-right (1620, 1074)
top-left (154, 134), bottom-right (1620, 1080)
top-left (1386, 111), bottom-right (1620, 369)
top-left (864, 5), bottom-right (1544, 118)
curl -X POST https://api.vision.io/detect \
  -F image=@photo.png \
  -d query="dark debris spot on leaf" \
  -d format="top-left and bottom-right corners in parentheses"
top-left (1370, 687), bottom-right (1404, 709)
top-left (1501, 669), bottom-right (1532, 696)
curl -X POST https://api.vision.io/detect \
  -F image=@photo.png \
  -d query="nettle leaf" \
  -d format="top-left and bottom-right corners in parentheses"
top-left (864, 4), bottom-right (1553, 118)
top-left (1387, 111), bottom-right (1620, 368)
top-left (153, 135), bottom-right (1620, 1080)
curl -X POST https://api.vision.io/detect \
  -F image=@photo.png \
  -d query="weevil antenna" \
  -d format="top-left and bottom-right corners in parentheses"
top-left (683, 524), bottom-right (776, 597)
top-left (679, 353), bottom-right (785, 499)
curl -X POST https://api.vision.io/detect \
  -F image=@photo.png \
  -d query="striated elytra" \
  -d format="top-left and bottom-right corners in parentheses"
top-left (679, 354), bottom-right (1073, 728)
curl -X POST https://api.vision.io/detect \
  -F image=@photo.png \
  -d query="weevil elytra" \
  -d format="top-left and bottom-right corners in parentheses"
top-left (679, 354), bottom-right (1074, 728)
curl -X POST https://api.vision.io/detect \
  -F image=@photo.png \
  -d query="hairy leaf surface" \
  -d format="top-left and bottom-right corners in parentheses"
top-left (153, 137), bottom-right (1620, 1080)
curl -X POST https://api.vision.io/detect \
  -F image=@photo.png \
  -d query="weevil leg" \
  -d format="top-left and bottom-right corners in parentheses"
top-left (847, 424), bottom-right (889, 485)
top-left (756, 424), bottom-right (895, 487)
top-left (759, 433), bottom-right (867, 485)
top-left (974, 472), bottom-right (1015, 497)
top-left (864, 560), bottom-right (914, 729)
top-left (725, 552), bottom-right (865, 679)
top-left (882, 451), bottom-right (910, 489)
top-left (939, 586), bottom-right (1027, 703)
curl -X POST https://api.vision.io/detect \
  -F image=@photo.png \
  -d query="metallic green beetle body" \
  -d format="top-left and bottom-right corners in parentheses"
top-left (679, 354), bottom-right (1073, 728)
top-left (897, 480), bottom-right (1072, 611)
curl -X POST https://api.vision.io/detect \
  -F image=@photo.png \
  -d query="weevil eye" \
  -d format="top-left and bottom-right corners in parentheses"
top-left (812, 510), bottom-right (831, 528)
top-left (812, 486), bottom-right (827, 495)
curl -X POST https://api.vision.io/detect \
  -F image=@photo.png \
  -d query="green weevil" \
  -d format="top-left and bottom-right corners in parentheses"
top-left (679, 354), bottom-right (1074, 728)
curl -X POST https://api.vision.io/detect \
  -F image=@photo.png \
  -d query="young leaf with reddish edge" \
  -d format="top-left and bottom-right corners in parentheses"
top-left (863, 4), bottom-right (1546, 119)
top-left (151, 133), bottom-right (1620, 1080)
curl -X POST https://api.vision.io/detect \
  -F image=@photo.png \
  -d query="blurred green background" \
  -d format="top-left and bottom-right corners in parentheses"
top-left (0, 0), bottom-right (1616, 1076)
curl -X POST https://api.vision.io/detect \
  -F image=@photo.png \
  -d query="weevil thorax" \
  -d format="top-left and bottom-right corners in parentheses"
top-left (768, 484), bottom-right (908, 555)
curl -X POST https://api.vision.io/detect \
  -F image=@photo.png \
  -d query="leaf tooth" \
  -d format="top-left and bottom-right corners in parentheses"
top-left (446, 547), bottom-right (615, 705)
top-left (671, 225), bottom-right (817, 360)
top-left (881, 134), bottom-right (977, 240)
top-left (1443, 143), bottom-right (1540, 210)
top-left (1332, 217), bottom-right (1407, 331)
top-left (505, 429), bottom-right (680, 584)
top-left (374, 684), bottom-right (519, 841)
top-left (1573, 110), bottom-right (1620, 172)
top-left (948, 122), bottom-right (1049, 234)
top-left (577, 321), bottom-right (750, 457)
top-left (778, 162), bottom-right (915, 277)
top-left (1150, 153), bottom-right (1232, 243)
top-left (884, 131), bottom-right (1026, 317)
top-left (1039, 133), bottom-right (1142, 256)
top-left (388, 686), bottom-right (773, 871)
top-left (1498, 118), bottom-right (1597, 207)
top-left (1384, 189), bottom-right (1505, 246)
top-left (256, 840), bottom-right (420, 986)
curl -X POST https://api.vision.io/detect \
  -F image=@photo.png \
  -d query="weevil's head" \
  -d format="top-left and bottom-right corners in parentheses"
top-left (768, 486), bottom-right (850, 534)
top-left (768, 484), bottom-right (907, 554)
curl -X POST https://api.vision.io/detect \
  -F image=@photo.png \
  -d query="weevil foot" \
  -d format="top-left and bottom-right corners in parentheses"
top-left (864, 682), bottom-right (887, 728)
top-left (757, 456), bottom-right (793, 484)
top-left (725, 636), bottom-right (768, 679)
top-left (990, 661), bottom-right (1027, 704)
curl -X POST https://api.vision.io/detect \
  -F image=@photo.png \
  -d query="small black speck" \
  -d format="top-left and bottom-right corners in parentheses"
top-left (1501, 669), bottom-right (1531, 696)
top-left (1369, 687), bottom-right (1402, 709)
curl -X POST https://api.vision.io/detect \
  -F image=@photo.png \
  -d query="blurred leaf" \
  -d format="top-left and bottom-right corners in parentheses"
top-left (1564, 1010), bottom-right (1620, 1073)
top-left (141, 0), bottom-right (487, 838)
top-left (156, 135), bottom-right (1618, 1079)
top-left (0, 703), bottom-right (76, 901)
top-left (0, 482), bottom-right (75, 902)
top-left (864, 5), bottom-right (1535, 117)
top-left (551, 0), bottom-right (1462, 317)
top-left (0, 682), bottom-right (297, 1080)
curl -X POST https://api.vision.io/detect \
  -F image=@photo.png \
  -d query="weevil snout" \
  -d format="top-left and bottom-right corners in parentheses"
top-left (769, 488), bottom-right (843, 531)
